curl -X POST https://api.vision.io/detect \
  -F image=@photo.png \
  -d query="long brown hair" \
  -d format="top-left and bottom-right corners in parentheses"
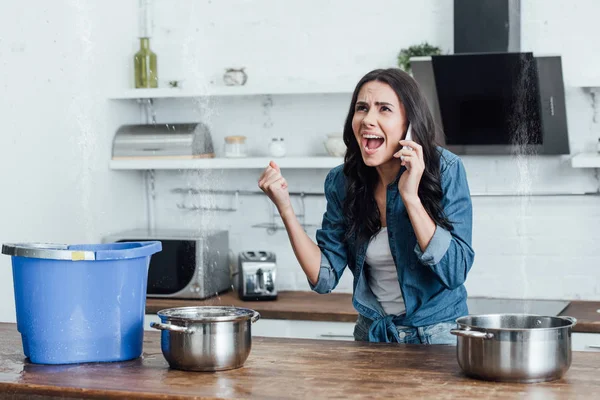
top-left (342, 68), bottom-right (452, 244)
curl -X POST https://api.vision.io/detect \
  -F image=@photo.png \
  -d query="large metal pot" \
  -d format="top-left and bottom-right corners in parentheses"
top-left (451, 314), bottom-right (577, 383)
top-left (150, 306), bottom-right (260, 372)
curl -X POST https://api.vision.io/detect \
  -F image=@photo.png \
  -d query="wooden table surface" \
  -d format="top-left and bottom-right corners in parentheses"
top-left (146, 291), bottom-right (600, 333)
top-left (1, 323), bottom-right (598, 400)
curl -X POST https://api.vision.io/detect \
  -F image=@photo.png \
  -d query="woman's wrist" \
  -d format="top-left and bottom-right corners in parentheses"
top-left (279, 205), bottom-right (296, 221)
top-left (402, 194), bottom-right (421, 209)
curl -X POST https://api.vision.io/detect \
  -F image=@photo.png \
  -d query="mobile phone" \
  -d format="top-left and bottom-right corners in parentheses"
top-left (401, 124), bottom-right (412, 168)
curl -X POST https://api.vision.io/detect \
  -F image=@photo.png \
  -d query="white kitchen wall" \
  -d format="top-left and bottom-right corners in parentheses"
top-left (0, 1), bottom-right (148, 322)
top-left (0, 0), bottom-right (598, 325)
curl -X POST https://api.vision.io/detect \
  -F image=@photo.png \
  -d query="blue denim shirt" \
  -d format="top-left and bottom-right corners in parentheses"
top-left (310, 147), bottom-right (474, 343)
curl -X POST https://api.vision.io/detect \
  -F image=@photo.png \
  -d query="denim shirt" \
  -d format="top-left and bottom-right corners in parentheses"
top-left (310, 147), bottom-right (474, 343)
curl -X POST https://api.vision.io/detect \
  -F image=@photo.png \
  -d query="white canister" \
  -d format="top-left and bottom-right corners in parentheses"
top-left (224, 136), bottom-right (248, 158)
top-left (269, 138), bottom-right (286, 157)
top-left (324, 134), bottom-right (346, 157)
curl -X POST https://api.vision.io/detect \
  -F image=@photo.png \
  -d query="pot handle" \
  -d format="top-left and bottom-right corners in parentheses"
top-left (150, 321), bottom-right (191, 333)
top-left (251, 311), bottom-right (260, 324)
top-left (450, 329), bottom-right (494, 339)
top-left (560, 316), bottom-right (577, 326)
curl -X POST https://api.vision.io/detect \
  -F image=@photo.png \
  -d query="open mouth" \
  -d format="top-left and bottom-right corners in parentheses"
top-left (361, 134), bottom-right (385, 153)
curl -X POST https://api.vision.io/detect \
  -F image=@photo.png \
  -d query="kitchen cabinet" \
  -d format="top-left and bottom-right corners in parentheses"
top-left (145, 314), bottom-right (600, 347)
top-left (251, 319), bottom-right (355, 341)
top-left (572, 332), bottom-right (600, 352)
top-left (144, 314), bottom-right (355, 341)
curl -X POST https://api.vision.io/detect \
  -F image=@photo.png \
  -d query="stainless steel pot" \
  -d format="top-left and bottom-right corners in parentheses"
top-left (451, 314), bottom-right (577, 383)
top-left (150, 306), bottom-right (260, 372)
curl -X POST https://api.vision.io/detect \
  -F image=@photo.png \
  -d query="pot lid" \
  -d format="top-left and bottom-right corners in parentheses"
top-left (157, 306), bottom-right (258, 323)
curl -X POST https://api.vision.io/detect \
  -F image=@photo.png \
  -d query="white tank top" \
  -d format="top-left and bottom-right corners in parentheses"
top-left (365, 227), bottom-right (405, 316)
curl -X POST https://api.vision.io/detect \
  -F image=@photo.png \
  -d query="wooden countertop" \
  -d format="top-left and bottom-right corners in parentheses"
top-left (146, 290), bottom-right (359, 322)
top-left (559, 301), bottom-right (600, 333)
top-left (0, 323), bottom-right (599, 399)
top-left (146, 291), bottom-right (600, 333)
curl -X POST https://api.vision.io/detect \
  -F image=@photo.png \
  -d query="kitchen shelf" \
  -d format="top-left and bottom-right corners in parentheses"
top-left (571, 153), bottom-right (600, 168)
top-left (109, 156), bottom-right (344, 170)
top-left (108, 85), bottom-right (353, 100)
top-left (574, 82), bottom-right (600, 89)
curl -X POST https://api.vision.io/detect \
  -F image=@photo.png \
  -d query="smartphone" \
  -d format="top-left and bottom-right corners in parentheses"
top-left (403, 123), bottom-right (412, 146)
top-left (401, 124), bottom-right (412, 169)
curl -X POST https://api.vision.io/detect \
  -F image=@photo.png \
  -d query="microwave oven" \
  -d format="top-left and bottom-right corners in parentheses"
top-left (103, 229), bottom-right (231, 299)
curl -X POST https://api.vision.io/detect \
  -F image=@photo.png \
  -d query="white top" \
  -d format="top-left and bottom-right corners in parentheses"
top-left (365, 227), bottom-right (405, 316)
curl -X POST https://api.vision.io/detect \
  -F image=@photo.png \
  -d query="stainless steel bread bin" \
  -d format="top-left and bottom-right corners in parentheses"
top-left (112, 123), bottom-right (214, 159)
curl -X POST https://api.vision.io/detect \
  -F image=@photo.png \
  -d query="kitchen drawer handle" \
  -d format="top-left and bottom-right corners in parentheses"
top-left (587, 345), bottom-right (600, 349)
top-left (450, 329), bottom-right (494, 339)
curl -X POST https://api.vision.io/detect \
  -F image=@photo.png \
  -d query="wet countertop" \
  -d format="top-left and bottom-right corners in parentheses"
top-left (146, 291), bottom-right (600, 333)
top-left (0, 323), bottom-right (599, 400)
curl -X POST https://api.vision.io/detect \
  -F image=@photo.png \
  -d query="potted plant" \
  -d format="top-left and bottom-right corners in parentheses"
top-left (397, 42), bottom-right (443, 74)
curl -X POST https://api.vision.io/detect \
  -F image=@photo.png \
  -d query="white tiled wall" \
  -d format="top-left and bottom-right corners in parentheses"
top-left (151, 158), bottom-right (600, 301)
top-left (466, 195), bottom-right (600, 300)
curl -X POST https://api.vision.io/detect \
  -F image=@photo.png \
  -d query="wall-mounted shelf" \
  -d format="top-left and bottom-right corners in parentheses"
top-left (109, 156), bottom-right (344, 170)
top-left (108, 85), bottom-right (353, 100)
top-left (574, 83), bottom-right (600, 89)
top-left (571, 153), bottom-right (600, 168)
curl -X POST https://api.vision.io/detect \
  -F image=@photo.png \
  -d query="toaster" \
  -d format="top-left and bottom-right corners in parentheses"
top-left (237, 251), bottom-right (277, 301)
top-left (103, 229), bottom-right (231, 299)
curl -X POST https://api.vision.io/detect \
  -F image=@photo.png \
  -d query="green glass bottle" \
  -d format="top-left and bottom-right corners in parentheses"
top-left (134, 37), bottom-right (158, 88)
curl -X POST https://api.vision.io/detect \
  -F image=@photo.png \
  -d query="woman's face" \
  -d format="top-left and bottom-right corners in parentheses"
top-left (352, 80), bottom-right (408, 167)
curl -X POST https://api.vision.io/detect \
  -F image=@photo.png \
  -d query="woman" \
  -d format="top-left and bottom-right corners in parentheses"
top-left (258, 68), bottom-right (474, 344)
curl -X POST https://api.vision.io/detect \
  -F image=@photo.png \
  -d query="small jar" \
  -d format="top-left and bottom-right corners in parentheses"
top-left (223, 68), bottom-right (248, 86)
top-left (269, 138), bottom-right (286, 157)
top-left (224, 136), bottom-right (247, 158)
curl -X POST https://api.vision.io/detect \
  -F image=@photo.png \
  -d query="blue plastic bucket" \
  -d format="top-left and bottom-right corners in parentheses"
top-left (1, 241), bottom-right (161, 364)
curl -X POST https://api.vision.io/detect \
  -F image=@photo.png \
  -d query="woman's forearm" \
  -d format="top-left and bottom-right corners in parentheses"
top-left (404, 196), bottom-right (436, 252)
top-left (279, 207), bottom-right (322, 285)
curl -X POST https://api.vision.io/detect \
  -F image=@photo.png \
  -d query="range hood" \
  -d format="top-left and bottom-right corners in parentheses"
top-left (454, 0), bottom-right (521, 54)
top-left (409, 0), bottom-right (569, 156)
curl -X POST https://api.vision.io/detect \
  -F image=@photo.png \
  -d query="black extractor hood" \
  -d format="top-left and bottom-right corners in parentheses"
top-left (454, 0), bottom-right (521, 54)
top-left (410, 0), bottom-right (570, 156)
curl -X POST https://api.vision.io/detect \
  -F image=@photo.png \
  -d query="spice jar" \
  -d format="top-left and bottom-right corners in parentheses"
top-left (224, 136), bottom-right (247, 158)
top-left (269, 138), bottom-right (286, 157)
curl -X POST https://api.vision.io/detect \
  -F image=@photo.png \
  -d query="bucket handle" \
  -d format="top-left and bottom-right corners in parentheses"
top-left (450, 328), bottom-right (494, 339)
top-left (93, 241), bottom-right (162, 261)
top-left (150, 321), bottom-right (192, 334)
